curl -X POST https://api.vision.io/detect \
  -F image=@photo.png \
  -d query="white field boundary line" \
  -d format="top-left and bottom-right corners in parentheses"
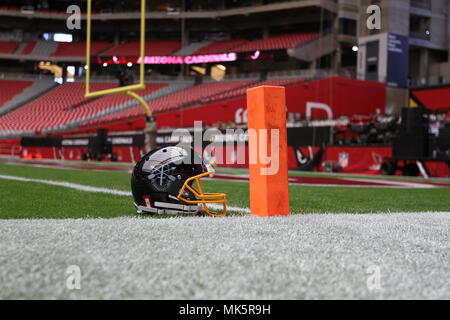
top-left (2, 161), bottom-right (447, 189)
top-left (3, 162), bottom-right (133, 174)
top-left (210, 176), bottom-right (441, 189)
top-left (0, 174), bottom-right (250, 213)
top-left (0, 174), bottom-right (131, 196)
top-left (341, 178), bottom-right (439, 189)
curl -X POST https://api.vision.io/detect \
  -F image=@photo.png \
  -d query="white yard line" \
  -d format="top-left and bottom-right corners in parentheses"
top-left (0, 174), bottom-right (131, 196)
top-left (4, 162), bottom-right (133, 174)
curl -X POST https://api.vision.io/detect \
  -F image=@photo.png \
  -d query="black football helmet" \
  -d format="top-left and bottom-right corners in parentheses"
top-left (131, 146), bottom-right (227, 216)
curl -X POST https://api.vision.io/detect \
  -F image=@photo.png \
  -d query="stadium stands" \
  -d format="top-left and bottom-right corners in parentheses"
top-left (78, 79), bottom-right (304, 128)
top-left (2, 33), bottom-right (318, 60)
top-left (79, 81), bottom-right (256, 127)
top-left (0, 82), bottom-right (166, 134)
top-left (101, 41), bottom-right (181, 57)
top-left (142, 80), bottom-right (256, 112)
top-left (50, 81), bottom-right (193, 134)
top-left (52, 41), bottom-right (113, 57)
top-left (20, 41), bottom-right (36, 55)
top-left (201, 78), bottom-right (306, 103)
top-left (232, 32), bottom-right (318, 52)
top-left (173, 41), bottom-right (213, 56)
top-left (194, 40), bottom-right (249, 55)
top-left (29, 40), bottom-right (59, 56)
top-left (0, 41), bottom-right (19, 53)
top-left (0, 80), bottom-right (33, 107)
top-left (0, 79), bottom-right (56, 117)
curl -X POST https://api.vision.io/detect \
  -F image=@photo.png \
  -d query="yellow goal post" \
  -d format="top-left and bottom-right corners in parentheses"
top-left (85, 0), bottom-right (152, 117)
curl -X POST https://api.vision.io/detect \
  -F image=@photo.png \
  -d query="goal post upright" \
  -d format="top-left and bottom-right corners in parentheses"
top-left (85, 0), bottom-right (152, 117)
top-left (247, 86), bottom-right (290, 217)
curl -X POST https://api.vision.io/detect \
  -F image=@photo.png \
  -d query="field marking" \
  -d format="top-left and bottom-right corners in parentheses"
top-left (210, 176), bottom-right (437, 189)
top-left (2, 159), bottom-right (449, 188)
top-left (341, 178), bottom-right (438, 189)
top-left (4, 162), bottom-right (112, 175)
top-left (3, 161), bottom-right (133, 174)
top-left (0, 174), bottom-right (250, 213)
top-left (211, 175), bottom-right (446, 189)
top-left (0, 174), bottom-right (131, 196)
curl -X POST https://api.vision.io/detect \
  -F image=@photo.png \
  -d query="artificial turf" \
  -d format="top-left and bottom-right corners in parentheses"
top-left (0, 162), bottom-right (449, 219)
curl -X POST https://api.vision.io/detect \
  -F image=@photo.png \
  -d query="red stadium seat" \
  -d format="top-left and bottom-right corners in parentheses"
top-left (80, 78), bottom-right (306, 128)
top-left (232, 32), bottom-right (318, 52)
top-left (21, 41), bottom-right (37, 55)
top-left (0, 41), bottom-right (19, 54)
top-left (0, 80), bottom-right (33, 107)
top-left (81, 81), bottom-right (257, 127)
top-left (0, 82), bottom-right (166, 133)
top-left (52, 41), bottom-right (113, 57)
top-left (101, 41), bottom-right (181, 57)
top-left (194, 40), bottom-right (249, 55)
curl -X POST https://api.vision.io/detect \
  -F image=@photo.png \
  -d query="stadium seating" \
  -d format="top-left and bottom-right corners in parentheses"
top-left (101, 41), bottom-right (181, 57)
top-left (52, 41), bottom-right (113, 57)
top-left (194, 40), bottom-right (249, 55)
top-left (21, 41), bottom-right (37, 55)
top-left (80, 81), bottom-right (257, 126)
top-left (29, 40), bottom-right (59, 56)
top-left (201, 78), bottom-right (305, 103)
top-left (0, 41), bottom-right (19, 53)
top-left (257, 78), bottom-right (307, 87)
top-left (0, 77), bottom-right (309, 135)
top-left (232, 32), bottom-right (318, 52)
top-left (79, 79), bottom-right (304, 128)
top-left (0, 80), bottom-right (33, 107)
top-left (5, 33), bottom-right (318, 60)
top-left (0, 82), bottom-right (166, 133)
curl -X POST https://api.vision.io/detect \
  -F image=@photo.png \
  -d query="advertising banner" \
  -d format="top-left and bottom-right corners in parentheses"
top-left (387, 33), bottom-right (409, 88)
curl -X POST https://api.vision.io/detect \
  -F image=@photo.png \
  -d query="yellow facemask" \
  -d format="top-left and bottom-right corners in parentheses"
top-left (177, 171), bottom-right (227, 217)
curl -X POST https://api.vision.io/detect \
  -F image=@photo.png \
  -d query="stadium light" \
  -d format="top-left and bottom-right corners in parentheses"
top-left (53, 33), bottom-right (73, 43)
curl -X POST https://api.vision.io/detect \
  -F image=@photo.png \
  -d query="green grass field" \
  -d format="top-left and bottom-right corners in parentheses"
top-left (0, 162), bottom-right (449, 219)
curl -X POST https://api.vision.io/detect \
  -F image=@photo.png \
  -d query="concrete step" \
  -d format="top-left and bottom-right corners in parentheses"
top-left (14, 42), bottom-right (28, 55)
top-left (288, 34), bottom-right (337, 63)
top-left (173, 41), bottom-right (213, 56)
top-left (30, 40), bottom-right (59, 57)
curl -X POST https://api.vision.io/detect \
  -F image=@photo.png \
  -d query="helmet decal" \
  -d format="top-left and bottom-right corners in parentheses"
top-left (142, 147), bottom-right (188, 172)
top-left (147, 165), bottom-right (177, 192)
